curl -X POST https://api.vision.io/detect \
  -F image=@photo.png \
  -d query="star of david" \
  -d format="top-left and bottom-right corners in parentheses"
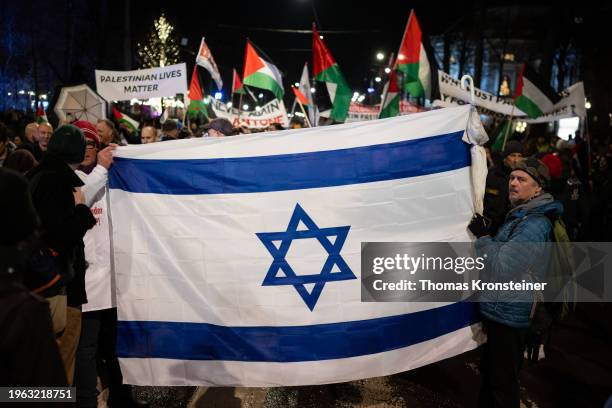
top-left (256, 204), bottom-right (356, 311)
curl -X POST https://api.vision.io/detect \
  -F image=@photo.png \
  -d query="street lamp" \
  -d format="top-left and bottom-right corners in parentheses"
top-left (374, 77), bottom-right (382, 83)
top-left (243, 104), bottom-right (249, 110)
top-left (384, 67), bottom-right (391, 74)
top-left (585, 100), bottom-right (591, 109)
top-left (376, 52), bottom-right (384, 61)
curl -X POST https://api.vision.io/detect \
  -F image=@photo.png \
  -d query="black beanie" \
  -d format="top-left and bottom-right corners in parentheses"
top-left (0, 168), bottom-right (39, 245)
top-left (47, 124), bottom-right (86, 164)
top-left (503, 140), bottom-right (523, 158)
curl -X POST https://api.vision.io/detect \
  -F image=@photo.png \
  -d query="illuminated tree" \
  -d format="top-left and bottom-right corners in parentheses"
top-left (137, 14), bottom-right (179, 68)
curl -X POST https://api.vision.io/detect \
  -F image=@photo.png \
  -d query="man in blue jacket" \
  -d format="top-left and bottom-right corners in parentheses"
top-left (468, 157), bottom-right (563, 408)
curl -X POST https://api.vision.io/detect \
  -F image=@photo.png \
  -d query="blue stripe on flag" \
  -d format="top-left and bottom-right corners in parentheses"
top-left (116, 302), bottom-right (478, 362)
top-left (109, 131), bottom-right (469, 195)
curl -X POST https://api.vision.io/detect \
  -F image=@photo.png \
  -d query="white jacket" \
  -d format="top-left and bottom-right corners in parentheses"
top-left (76, 165), bottom-right (116, 312)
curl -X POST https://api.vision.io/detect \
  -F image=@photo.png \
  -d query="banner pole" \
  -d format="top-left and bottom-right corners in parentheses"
top-left (502, 104), bottom-right (516, 151)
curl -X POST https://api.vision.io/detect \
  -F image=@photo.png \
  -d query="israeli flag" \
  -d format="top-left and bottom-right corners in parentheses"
top-left (109, 105), bottom-right (484, 386)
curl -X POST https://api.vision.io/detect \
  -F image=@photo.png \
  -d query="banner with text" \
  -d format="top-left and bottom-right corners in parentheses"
top-left (437, 70), bottom-right (526, 118)
top-left (346, 101), bottom-right (425, 123)
top-left (436, 70), bottom-right (586, 123)
top-left (95, 63), bottom-right (188, 101)
top-left (523, 82), bottom-right (586, 123)
top-left (211, 98), bottom-right (289, 129)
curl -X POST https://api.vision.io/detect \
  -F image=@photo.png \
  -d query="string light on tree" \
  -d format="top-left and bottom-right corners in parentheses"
top-left (137, 14), bottom-right (180, 68)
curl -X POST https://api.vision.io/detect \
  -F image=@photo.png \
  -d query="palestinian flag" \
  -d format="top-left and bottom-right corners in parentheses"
top-left (243, 40), bottom-right (284, 100)
top-left (379, 68), bottom-right (400, 119)
top-left (112, 106), bottom-right (139, 134)
top-left (232, 68), bottom-right (244, 95)
top-left (36, 102), bottom-right (48, 124)
top-left (395, 10), bottom-right (438, 100)
top-left (188, 65), bottom-right (207, 120)
top-left (491, 121), bottom-right (513, 152)
top-left (514, 64), bottom-right (561, 118)
top-left (312, 24), bottom-right (351, 123)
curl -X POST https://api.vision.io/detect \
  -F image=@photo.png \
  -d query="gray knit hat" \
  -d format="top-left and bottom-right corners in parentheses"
top-left (514, 157), bottom-right (551, 189)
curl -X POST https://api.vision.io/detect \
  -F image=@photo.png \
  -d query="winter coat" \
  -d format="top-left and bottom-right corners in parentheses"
top-left (475, 193), bottom-right (563, 328)
top-left (0, 278), bottom-right (67, 386)
top-left (26, 153), bottom-right (96, 306)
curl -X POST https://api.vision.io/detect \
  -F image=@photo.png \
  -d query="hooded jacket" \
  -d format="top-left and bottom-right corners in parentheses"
top-left (475, 193), bottom-right (563, 328)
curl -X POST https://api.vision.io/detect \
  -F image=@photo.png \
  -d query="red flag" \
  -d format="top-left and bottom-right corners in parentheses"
top-left (292, 86), bottom-right (310, 106)
top-left (232, 68), bottom-right (244, 95)
top-left (189, 65), bottom-right (203, 101)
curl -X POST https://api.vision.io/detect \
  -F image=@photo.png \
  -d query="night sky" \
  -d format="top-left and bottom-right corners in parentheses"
top-left (130, 0), bottom-right (466, 93)
top-left (2, 0), bottom-right (612, 124)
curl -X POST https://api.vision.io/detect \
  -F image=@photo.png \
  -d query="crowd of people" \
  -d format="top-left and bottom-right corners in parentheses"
top-left (0, 106), bottom-right (609, 408)
top-left (0, 107), bottom-right (308, 406)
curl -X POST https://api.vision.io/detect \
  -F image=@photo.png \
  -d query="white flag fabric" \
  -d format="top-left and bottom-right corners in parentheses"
top-left (196, 37), bottom-right (223, 90)
top-left (298, 62), bottom-right (316, 126)
top-left (109, 105), bottom-right (484, 386)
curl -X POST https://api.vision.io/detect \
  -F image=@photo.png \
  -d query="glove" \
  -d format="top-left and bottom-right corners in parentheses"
top-left (468, 213), bottom-right (491, 238)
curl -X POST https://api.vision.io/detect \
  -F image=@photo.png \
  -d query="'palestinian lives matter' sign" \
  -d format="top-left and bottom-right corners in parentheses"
top-left (211, 99), bottom-right (289, 129)
top-left (95, 63), bottom-right (188, 101)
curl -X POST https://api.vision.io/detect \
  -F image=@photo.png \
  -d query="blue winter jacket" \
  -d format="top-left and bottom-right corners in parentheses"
top-left (474, 193), bottom-right (563, 328)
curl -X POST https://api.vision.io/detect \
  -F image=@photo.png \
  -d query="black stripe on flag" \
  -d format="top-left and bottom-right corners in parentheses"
top-left (522, 64), bottom-right (561, 104)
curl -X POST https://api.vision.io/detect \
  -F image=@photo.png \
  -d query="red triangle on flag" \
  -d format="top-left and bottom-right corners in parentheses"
top-left (243, 41), bottom-right (265, 80)
top-left (232, 68), bottom-right (243, 94)
top-left (111, 106), bottom-right (122, 120)
top-left (312, 24), bottom-right (337, 76)
top-left (292, 86), bottom-right (310, 106)
top-left (189, 65), bottom-right (203, 101)
top-left (395, 10), bottom-right (422, 67)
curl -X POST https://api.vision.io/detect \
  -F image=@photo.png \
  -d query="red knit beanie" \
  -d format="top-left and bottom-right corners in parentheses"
top-left (72, 120), bottom-right (100, 148)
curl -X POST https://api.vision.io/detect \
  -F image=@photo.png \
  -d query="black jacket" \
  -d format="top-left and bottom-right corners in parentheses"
top-left (483, 164), bottom-right (511, 235)
top-left (17, 142), bottom-right (44, 162)
top-left (26, 154), bottom-right (96, 307)
top-left (0, 278), bottom-right (67, 386)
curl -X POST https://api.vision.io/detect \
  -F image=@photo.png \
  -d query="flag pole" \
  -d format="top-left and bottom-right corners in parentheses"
top-left (237, 90), bottom-right (244, 122)
top-left (502, 104), bottom-right (515, 151)
top-left (295, 99), bottom-right (312, 128)
top-left (297, 101), bottom-right (312, 127)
